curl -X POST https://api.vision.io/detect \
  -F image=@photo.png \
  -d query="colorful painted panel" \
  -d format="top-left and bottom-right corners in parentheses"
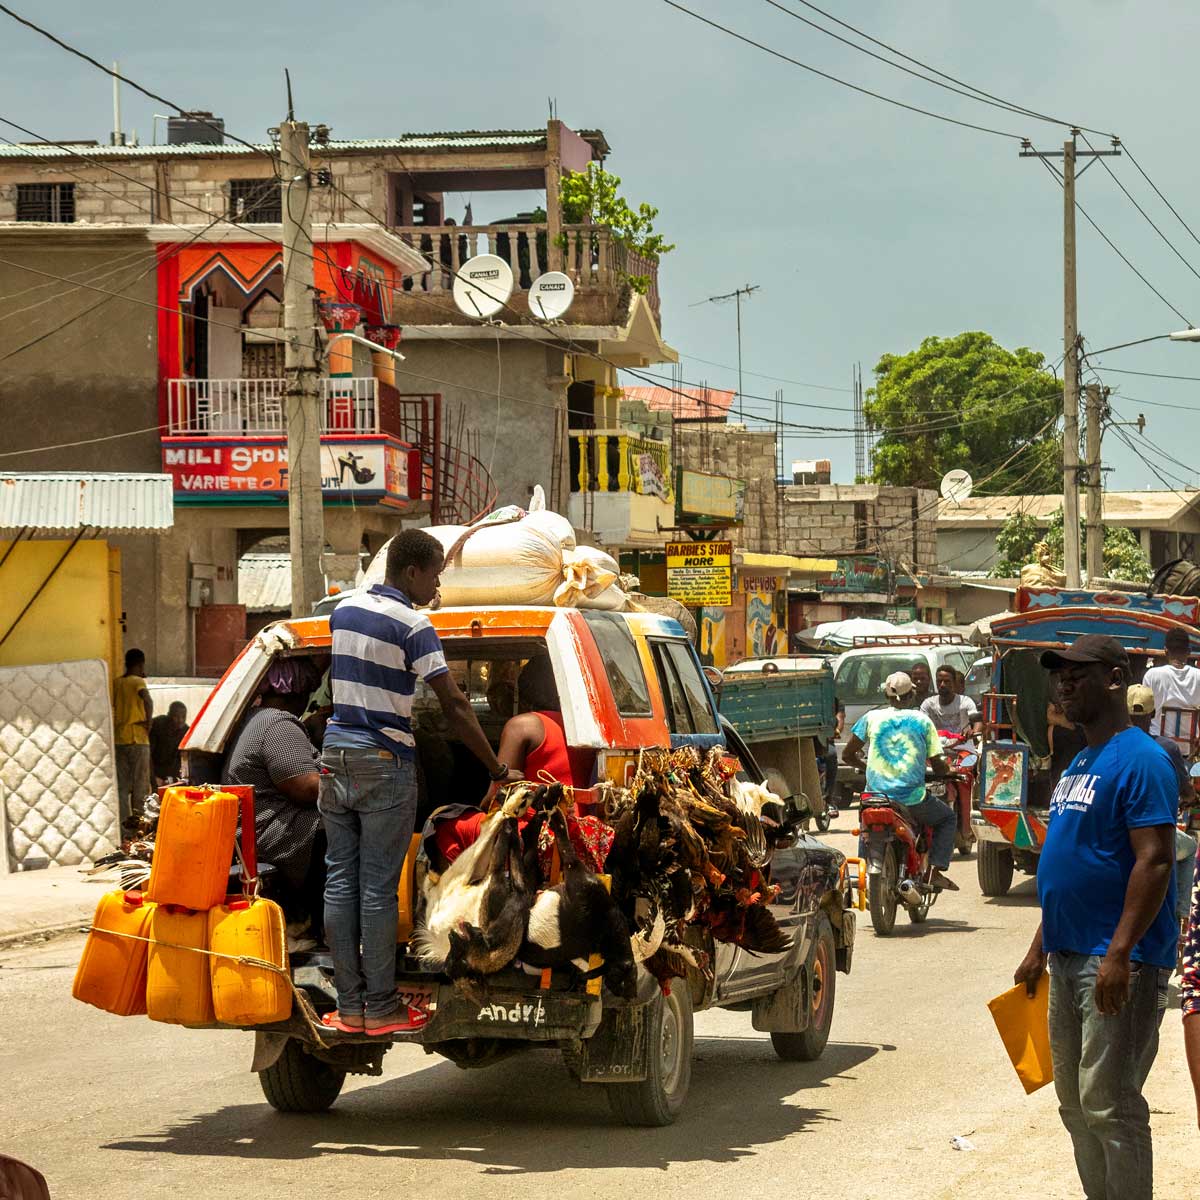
top-left (746, 589), bottom-right (784, 657)
top-left (1018, 587), bottom-right (1200, 624)
top-left (981, 741), bottom-right (1030, 811)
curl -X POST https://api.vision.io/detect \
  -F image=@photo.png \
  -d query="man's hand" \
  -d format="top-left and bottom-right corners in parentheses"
top-left (1014, 945), bottom-right (1047, 997)
top-left (1094, 950), bottom-right (1132, 1016)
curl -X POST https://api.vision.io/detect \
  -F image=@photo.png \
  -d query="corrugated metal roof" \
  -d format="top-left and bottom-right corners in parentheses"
top-left (238, 554), bottom-right (292, 612)
top-left (622, 385), bottom-right (735, 421)
top-left (937, 489), bottom-right (1200, 528)
top-left (0, 473), bottom-right (174, 533)
top-left (0, 131), bottom-right (548, 160)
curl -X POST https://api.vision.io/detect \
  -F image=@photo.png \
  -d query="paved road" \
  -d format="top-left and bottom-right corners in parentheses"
top-left (2, 823), bottom-right (1194, 1200)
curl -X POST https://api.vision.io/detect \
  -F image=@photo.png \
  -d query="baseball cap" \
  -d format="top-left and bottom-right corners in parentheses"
top-left (1127, 684), bottom-right (1156, 715)
top-left (884, 671), bottom-right (915, 698)
top-left (1040, 633), bottom-right (1130, 672)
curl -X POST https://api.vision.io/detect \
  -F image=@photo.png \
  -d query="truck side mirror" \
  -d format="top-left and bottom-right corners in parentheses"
top-left (702, 665), bottom-right (724, 690)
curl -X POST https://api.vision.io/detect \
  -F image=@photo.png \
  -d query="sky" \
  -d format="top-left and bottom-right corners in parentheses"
top-left (4, 0), bottom-right (1200, 492)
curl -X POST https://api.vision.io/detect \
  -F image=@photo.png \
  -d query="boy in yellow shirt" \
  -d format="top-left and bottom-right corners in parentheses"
top-left (113, 648), bottom-right (152, 826)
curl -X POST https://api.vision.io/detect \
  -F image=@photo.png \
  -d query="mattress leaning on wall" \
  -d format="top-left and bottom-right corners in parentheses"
top-left (0, 658), bottom-right (120, 870)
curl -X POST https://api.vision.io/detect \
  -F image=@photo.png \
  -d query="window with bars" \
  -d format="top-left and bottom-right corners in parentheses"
top-left (228, 178), bottom-right (282, 223)
top-left (16, 182), bottom-right (75, 222)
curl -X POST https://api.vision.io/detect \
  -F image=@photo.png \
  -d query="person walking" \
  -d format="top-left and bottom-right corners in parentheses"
top-left (1014, 635), bottom-right (1176, 1200)
top-left (1142, 625), bottom-right (1200, 746)
top-left (112, 648), bottom-right (152, 827)
top-left (841, 670), bottom-right (958, 892)
top-left (321, 529), bottom-right (520, 1036)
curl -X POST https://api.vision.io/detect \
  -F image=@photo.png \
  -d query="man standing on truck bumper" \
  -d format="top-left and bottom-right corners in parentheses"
top-left (321, 529), bottom-right (520, 1035)
top-left (1014, 635), bottom-right (1176, 1200)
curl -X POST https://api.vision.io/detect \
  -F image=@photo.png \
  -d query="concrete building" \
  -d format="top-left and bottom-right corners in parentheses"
top-left (936, 491), bottom-right (1200, 574)
top-left (0, 118), bottom-right (676, 674)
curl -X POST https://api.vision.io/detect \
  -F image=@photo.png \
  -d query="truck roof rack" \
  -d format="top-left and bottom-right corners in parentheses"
top-left (849, 633), bottom-right (969, 648)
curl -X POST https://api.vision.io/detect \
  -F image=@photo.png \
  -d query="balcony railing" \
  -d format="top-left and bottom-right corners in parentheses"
top-left (569, 430), bottom-right (671, 499)
top-left (167, 377), bottom-right (380, 435)
top-left (392, 222), bottom-right (660, 322)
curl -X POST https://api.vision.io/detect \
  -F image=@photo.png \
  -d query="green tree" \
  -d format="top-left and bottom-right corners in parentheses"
top-left (559, 164), bottom-right (674, 294)
top-left (866, 331), bottom-right (1062, 492)
top-left (990, 508), bottom-right (1151, 583)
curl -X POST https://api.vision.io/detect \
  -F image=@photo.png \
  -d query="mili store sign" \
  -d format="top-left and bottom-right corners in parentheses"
top-left (162, 436), bottom-right (415, 507)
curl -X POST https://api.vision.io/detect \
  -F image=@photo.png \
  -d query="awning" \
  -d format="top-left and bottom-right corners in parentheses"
top-left (238, 554), bottom-right (292, 613)
top-left (736, 551), bottom-right (837, 573)
top-left (0, 473), bottom-right (174, 534)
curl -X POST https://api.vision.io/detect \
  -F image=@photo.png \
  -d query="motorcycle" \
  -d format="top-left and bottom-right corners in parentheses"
top-left (934, 732), bottom-right (978, 857)
top-left (857, 772), bottom-right (960, 936)
top-left (815, 739), bottom-right (840, 833)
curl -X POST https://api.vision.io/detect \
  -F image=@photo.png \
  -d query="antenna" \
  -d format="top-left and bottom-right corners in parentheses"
top-left (452, 254), bottom-right (515, 319)
top-left (110, 61), bottom-right (124, 146)
top-left (285, 68), bottom-right (295, 121)
top-left (691, 283), bottom-right (759, 421)
top-left (528, 271), bottom-right (574, 321)
top-left (939, 469), bottom-right (974, 503)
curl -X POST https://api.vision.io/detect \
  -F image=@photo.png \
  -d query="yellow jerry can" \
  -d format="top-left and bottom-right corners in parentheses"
top-left (146, 905), bottom-right (215, 1026)
top-left (72, 890), bottom-right (155, 1017)
top-left (145, 786), bottom-right (238, 911)
top-left (207, 897), bottom-right (291, 1026)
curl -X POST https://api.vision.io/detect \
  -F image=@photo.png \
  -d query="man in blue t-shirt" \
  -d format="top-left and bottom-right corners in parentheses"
top-left (1014, 634), bottom-right (1175, 1200)
top-left (321, 529), bottom-right (520, 1035)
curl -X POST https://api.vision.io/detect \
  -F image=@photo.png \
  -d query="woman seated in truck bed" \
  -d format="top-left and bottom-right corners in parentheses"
top-left (425, 654), bottom-right (597, 870)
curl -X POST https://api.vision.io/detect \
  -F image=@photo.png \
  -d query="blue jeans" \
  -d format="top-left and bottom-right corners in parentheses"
top-left (903, 794), bottom-right (956, 870)
top-left (319, 748), bottom-right (417, 1018)
top-left (1049, 951), bottom-right (1169, 1200)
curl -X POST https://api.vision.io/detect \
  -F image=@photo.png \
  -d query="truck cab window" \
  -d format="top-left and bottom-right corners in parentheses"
top-left (663, 641), bottom-right (719, 734)
top-left (581, 610), bottom-right (653, 716)
top-left (650, 642), bottom-right (694, 733)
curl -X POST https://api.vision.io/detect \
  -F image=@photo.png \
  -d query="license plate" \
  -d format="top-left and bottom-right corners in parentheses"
top-left (395, 982), bottom-right (437, 1015)
top-left (927, 783), bottom-right (946, 797)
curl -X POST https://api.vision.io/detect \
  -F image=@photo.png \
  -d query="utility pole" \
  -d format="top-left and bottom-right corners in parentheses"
top-left (1021, 132), bottom-right (1121, 588)
top-left (279, 114), bottom-right (325, 618)
top-left (1084, 382), bottom-right (1104, 582)
top-left (694, 284), bottom-right (759, 421)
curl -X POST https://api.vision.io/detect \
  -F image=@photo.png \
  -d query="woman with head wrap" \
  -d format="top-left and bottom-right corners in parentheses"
top-left (224, 656), bottom-right (326, 944)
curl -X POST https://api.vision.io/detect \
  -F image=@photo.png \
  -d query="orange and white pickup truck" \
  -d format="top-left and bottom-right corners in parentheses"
top-left (180, 604), bottom-right (856, 1127)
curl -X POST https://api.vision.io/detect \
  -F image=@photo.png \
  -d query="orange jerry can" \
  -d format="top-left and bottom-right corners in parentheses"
top-left (207, 897), bottom-right (291, 1026)
top-left (72, 890), bottom-right (155, 1016)
top-left (146, 786), bottom-right (238, 910)
top-left (397, 834), bottom-right (422, 943)
top-left (146, 905), bottom-right (215, 1026)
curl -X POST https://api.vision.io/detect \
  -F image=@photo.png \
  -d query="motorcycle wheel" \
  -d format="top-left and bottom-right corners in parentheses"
top-left (815, 810), bottom-right (832, 833)
top-left (868, 844), bottom-right (899, 936)
top-left (906, 887), bottom-right (932, 923)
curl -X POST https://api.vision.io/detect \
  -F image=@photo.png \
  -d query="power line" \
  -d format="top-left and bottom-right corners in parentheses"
top-left (760, 0), bottom-right (1097, 134)
top-left (657, 0), bottom-right (1027, 140)
top-left (1087, 365), bottom-right (1200, 384)
top-left (1122, 142), bottom-right (1200, 257)
top-left (775, 0), bottom-right (1114, 137)
top-left (1079, 132), bottom-right (1200, 288)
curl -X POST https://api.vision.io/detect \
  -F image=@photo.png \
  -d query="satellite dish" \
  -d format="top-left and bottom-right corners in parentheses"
top-left (528, 271), bottom-right (575, 320)
top-left (940, 469), bottom-right (974, 503)
top-left (452, 254), bottom-right (514, 319)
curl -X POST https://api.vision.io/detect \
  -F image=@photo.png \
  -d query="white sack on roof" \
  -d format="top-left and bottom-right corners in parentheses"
top-left (365, 487), bottom-right (627, 610)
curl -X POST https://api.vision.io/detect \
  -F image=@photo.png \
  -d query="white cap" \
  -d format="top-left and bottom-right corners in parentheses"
top-left (884, 671), bottom-right (915, 699)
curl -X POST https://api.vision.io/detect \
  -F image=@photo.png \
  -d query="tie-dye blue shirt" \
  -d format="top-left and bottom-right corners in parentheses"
top-left (851, 707), bottom-right (943, 806)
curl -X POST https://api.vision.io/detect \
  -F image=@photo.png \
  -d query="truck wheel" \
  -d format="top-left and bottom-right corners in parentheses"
top-left (258, 1038), bottom-right (346, 1113)
top-left (978, 841), bottom-right (1015, 897)
top-left (605, 985), bottom-right (693, 1127)
top-left (868, 844), bottom-right (899, 936)
top-left (771, 914), bottom-right (836, 1061)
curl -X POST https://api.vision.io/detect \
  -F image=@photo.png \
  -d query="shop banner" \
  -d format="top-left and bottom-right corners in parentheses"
top-left (675, 470), bottom-right (746, 526)
top-left (163, 435), bottom-right (414, 506)
top-left (666, 540), bottom-right (732, 606)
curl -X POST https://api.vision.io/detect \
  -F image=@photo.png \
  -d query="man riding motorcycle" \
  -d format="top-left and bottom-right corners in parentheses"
top-left (921, 666), bottom-right (983, 739)
top-left (842, 670), bottom-right (960, 892)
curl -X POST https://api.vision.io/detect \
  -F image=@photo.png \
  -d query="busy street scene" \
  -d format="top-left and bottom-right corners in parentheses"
top-left (2, 3), bottom-right (1200, 1198)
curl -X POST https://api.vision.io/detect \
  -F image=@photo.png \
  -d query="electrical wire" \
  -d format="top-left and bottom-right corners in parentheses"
top-left (657, 0), bottom-right (1027, 140)
top-left (1036, 155), bottom-right (1193, 326)
top-left (775, 0), bottom-right (1114, 137)
top-left (1086, 365), bottom-right (1200, 384)
top-left (1122, 142), bottom-right (1200, 256)
top-left (1079, 132), bottom-right (1200, 288)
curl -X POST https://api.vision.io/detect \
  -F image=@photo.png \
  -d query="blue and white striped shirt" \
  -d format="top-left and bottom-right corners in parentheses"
top-left (324, 583), bottom-right (449, 758)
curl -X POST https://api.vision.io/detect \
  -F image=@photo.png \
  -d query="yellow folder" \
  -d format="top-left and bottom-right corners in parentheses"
top-left (987, 973), bottom-right (1054, 1094)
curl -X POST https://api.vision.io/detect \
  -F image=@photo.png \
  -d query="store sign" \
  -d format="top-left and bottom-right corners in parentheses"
top-left (816, 555), bottom-right (913, 595)
top-left (885, 604), bottom-right (917, 623)
top-left (739, 574), bottom-right (782, 594)
top-left (163, 436), bottom-right (415, 507)
top-left (675, 469), bottom-right (746, 526)
top-left (636, 452), bottom-right (670, 499)
top-left (666, 540), bottom-right (732, 606)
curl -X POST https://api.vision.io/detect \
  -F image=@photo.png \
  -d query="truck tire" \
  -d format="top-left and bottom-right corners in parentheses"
top-left (771, 914), bottom-right (836, 1062)
top-left (868, 844), bottom-right (899, 935)
top-left (605, 985), bottom-right (693, 1127)
top-left (978, 841), bottom-right (1015, 897)
top-left (259, 1038), bottom-right (346, 1113)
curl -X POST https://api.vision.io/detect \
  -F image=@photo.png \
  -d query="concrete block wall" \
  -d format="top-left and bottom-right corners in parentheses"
top-left (779, 483), bottom-right (937, 569)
